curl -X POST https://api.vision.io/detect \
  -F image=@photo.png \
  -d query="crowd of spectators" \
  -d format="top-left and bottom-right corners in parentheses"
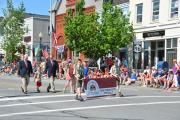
top-left (0, 57), bottom-right (180, 92)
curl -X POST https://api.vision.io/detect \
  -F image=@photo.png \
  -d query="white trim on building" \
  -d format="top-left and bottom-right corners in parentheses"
top-left (130, 0), bottom-right (180, 68)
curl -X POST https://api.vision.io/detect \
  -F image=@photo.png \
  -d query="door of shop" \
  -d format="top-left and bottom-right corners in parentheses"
top-left (150, 40), bottom-right (165, 67)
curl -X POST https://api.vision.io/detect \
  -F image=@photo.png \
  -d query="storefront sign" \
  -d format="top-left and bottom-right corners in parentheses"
top-left (143, 30), bottom-right (165, 38)
top-left (84, 77), bottom-right (117, 97)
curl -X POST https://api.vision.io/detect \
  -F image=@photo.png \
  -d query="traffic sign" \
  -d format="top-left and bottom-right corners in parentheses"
top-left (134, 44), bottom-right (141, 53)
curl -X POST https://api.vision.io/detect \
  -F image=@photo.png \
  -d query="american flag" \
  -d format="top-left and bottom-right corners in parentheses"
top-left (52, 32), bottom-right (58, 46)
top-left (42, 49), bottom-right (49, 59)
top-left (52, 25), bottom-right (58, 46)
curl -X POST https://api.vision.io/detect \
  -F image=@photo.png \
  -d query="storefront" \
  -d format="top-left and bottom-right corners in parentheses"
top-left (140, 29), bottom-right (179, 69)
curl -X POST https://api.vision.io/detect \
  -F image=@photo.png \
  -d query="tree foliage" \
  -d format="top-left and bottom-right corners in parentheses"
top-left (0, 0), bottom-right (25, 62)
top-left (65, 0), bottom-right (106, 59)
top-left (100, 3), bottom-right (134, 53)
top-left (64, 1), bottom-right (134, 60)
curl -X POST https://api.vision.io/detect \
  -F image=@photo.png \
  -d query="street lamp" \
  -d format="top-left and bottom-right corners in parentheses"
top-left (39, 32), bottom-right (43, 62)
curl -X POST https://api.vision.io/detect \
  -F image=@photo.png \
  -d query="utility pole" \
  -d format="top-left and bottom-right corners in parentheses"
top-left (49, 0), bottom-right (52, 57)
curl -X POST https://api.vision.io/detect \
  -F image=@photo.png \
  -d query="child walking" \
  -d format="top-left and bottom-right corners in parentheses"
top-left (34, 66), bottom-right (42, 93)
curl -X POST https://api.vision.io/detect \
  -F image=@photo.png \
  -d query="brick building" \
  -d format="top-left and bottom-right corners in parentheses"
top-left (51, 0), bottom-right (129, 61)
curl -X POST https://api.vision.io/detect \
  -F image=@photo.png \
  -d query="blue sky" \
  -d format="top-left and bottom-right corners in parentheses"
top-left (0, 0), bottom-right (55, 16)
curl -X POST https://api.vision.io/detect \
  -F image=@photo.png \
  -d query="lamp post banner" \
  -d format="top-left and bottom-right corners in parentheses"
top-left (84, 77), bottom-right (117, 98)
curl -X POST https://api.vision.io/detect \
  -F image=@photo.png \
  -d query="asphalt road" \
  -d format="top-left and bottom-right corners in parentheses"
top-left (0, 75), bottom-right (180, 120)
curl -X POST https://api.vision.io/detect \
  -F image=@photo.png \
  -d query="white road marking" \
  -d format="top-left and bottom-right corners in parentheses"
top-left (0, 94), bottom-right (75, 102)
top-left (104, 96), bottom-right (180, 100)
top-left (0, 99), bottom-right (76, 108)
top-left (0, 96), bottom-right (180, 108)
top-left (0, 101), bottom-right (180, 117)
top-left (0, 94), bottom-right (180, 102)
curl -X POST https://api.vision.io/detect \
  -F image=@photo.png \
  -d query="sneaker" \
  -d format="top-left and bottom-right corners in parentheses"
top-left (73, 90), bottom-right (76, 94)
top-left (47, 85), bottom-right (51, 92)
top-left (119, 92), bottom-right (124, 97)
top-left (78, 96), bottom-right (84, 101)
top-left (21, 87), bottom-right (24, 93)
top-left (116, 92), bottom-right (124, 97)
top-left (37, 89), bottom-right (40, 93)
top-left (52, 91), bottom-right (56, 93)
top-left (63, 89), bottom-right (66, 94)
top-left (75, 95), bottom-right (78, 100)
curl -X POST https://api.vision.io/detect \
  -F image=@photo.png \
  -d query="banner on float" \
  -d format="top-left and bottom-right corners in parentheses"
top-left (84, 77), bottom-right (117, 98)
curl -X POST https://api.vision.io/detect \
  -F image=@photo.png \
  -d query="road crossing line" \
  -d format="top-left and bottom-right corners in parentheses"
top-left (0, 95), bottom-right (180, 102)
top-left (0, 95), bottom-right (180, 108)
top-left (0, 101), bottom-right (180, 117)
top-left (0, 99), bottom-right (77, 108)
top-left (0, 94), bottom-right (75, 102)
top-left (104, 95), bottom-right (180, 100)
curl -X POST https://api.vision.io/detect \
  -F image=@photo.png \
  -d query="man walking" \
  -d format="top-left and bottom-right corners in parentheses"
top-left (110, 60), bottom-right (123, 97)
top-left (18, 54), bottom-right (33, 94)
top-left (74, 59), bottom-right (84, 101)
top-left (44, 55), bottom-right (59, 93)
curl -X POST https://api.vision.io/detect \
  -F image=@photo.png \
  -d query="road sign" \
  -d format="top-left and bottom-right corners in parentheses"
top-left (134, 44), bottom-right (141, 53)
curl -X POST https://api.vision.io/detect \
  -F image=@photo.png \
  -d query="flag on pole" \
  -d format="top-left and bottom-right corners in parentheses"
top-left (52, 25), bottom-right (58, 46)
top-left (42, 49), bottom-right (49, 59)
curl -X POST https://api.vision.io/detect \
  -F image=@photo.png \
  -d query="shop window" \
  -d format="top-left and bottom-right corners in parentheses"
top-left (167, 38), bottom-right (177, 48)
top-left (151, 51), bottom-right (155, 67)
top-left (144, 41), bottom-right (150, 49)
top-left (158, 50), bottom-right (164, 61)
top-left (172, 38), bottom-right (177, 47)
top-left (144, 51), bottom-right (149, 68)
top-left (167, 39), bottom-right (171, 48)
top-left (166, 38), bottom-right (177, 68)
top-left (166, 49), bottom-right (177, 67)
top-left (158, 41), bottom-right (164, 48)
top-left (151, 41), bottom-right (156, 50)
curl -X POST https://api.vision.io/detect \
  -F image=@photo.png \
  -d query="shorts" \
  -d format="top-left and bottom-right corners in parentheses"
top-left (36, 81), bottom-right (42, 87)
top-left (76, 79), bottom-right (83, 88)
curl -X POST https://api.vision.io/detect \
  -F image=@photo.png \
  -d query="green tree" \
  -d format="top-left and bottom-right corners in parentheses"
top-left (64, 1), bottom-right (134, 60)
top-left (0, 0), bottom-right (25, 62)
top-left (0, 17), bottom-right (3, 36)
top-left (65, 0), bottom-right (106, 60)
top-left (100, 2), bottom-right (134, 55)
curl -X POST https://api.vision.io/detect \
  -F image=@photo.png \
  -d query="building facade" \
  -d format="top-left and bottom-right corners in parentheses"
top-left (130, 0), bottom-right (180, 68)
top-left (51, 0), bottom-right (129, 61)
top-left (51, 0), bottom-right (97, 61)
top-left (23, 13), bottom-right (50, 62)
top-left (0, 14), bottom-right (50, 62)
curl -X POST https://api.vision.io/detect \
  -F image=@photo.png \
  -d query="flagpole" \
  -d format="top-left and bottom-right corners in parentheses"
top-left (49, 0), bottom-right (52, 57)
